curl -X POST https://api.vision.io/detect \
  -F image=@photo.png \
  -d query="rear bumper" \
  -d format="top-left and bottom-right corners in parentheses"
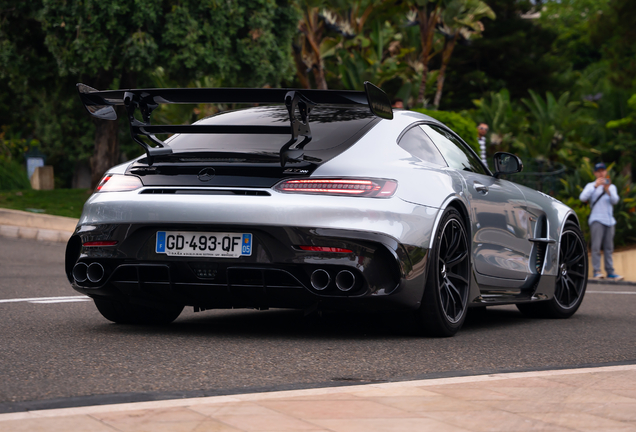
top-left (66, 224), bottom-right (429, 312)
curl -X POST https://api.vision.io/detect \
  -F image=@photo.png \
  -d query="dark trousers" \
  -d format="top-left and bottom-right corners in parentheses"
top-left (590, 222), bottom-right (615, 275)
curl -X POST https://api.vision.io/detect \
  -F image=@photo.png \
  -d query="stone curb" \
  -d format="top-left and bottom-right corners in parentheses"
top-left (0, 208), bottom-right (78, 243)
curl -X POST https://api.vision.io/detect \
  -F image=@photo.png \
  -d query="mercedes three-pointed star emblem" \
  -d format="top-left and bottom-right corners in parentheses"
top-left (197, 167), bottom-right (216, 182)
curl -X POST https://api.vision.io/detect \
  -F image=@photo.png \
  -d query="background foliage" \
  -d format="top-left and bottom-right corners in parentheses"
top-left (1, 0), bottom-right (636, 246)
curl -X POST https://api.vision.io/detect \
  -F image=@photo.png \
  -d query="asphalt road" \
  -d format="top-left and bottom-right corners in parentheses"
top-left (1, 236), bottom-right (635, 412)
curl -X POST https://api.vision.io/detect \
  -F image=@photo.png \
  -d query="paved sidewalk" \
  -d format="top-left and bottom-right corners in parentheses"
top-left (0, 365), bottom-right (635, 431)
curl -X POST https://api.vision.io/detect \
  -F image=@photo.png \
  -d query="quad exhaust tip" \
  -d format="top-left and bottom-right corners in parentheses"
top-left (72, 262), bottom-right (88, 283)
top-left (73, 262), bottom-right (105, 284)
top-left (336, 270), bottom-right (356, 292)
top-left (87, 262), bottom-right (105, 283)
top-left (310, 269), bottom-right (331, 291)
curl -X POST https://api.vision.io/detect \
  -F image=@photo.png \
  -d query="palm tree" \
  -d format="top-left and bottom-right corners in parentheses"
top-left (295, 0), bottom-right (382, 89)
top-left (408, 0), bottom-right (445, 107)
top-left (295, 1), bottom-right (329, 89)
top-left (433, 0), bottom-right (495, 108)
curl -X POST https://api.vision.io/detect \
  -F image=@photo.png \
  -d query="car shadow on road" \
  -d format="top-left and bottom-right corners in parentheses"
top-left (89, 304), bottom-right (537, 340)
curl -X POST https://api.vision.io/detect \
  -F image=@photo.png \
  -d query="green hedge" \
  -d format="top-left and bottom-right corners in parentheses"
top-left (411, 109), bottom-right (479, 155)
top-left (0, 159), bottom-right (31, 191)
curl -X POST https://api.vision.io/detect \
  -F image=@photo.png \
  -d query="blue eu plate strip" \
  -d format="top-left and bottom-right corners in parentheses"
top-left (156, 231), bottom-right (166, 253)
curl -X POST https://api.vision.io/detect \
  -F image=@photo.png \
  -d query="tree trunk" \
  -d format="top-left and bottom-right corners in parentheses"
top-left (312, 62), bottom-right (328, 90)
top-left (417, 64), bottom-right (430, 107)
top-left (87, 71), bottom-right (137, 189)
top-left (90, 117), bottom-right (120, 189)
top-left (292, 45), bottom-right (311, 89)
top-left (415, 5), bottom-right (440, 107)
top-left (433, 35), bottom-right (458, 108)
top-left (299, 8), bottom-right (327, 90)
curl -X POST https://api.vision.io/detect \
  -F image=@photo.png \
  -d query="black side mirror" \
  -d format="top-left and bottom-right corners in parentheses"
top-left (493, 152), bottom-right (523, 178)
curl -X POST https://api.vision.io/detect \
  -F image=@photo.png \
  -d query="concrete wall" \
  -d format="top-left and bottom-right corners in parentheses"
top-left (588, 248), bottom-right (636, 281)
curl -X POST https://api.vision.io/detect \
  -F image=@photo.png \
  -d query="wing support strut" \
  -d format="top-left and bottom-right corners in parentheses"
top-left (77, 82), bottom-right (392, 166)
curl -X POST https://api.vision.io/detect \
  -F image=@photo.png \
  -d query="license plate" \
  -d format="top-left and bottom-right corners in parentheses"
top-left (155, 231), bottom-right (252, 258)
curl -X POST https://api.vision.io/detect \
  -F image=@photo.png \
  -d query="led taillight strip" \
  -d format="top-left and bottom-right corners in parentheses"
top-left (281, 187), bottom-right (370, 194)
top-left (299, 246), bottom-right (353, 253)
top-left (275, 179), bottom-right (397, 198)
top-left (83, 241), bottom-right (118, 247)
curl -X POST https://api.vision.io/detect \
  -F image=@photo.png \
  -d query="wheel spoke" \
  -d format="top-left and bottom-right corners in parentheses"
top-left (566, 235), bottom-right (575, 257)
top-left (565, 277), bottom-right (573, 305)
top-left (444, 280), bottom-right (460, 318)
top-left (445, 224), bottom-right (461, 259)
top-left (568, 270), bottom-right (585, 278)
top-left (566, 252), bottom-right (584, 266)
top-left (568, 275), bottom-right (582, 296)
top-left (445, 278), bottom-right (461, 298)
top-left (446, 250), bottom-right (467, 267)
top-left (447, 271), bottom-right (468, 285)
top-left (442, 282), bottom-right (456, 317)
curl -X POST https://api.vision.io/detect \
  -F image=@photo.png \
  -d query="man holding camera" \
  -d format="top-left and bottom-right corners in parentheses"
top-left (579, 162), bottom-right (623, 280)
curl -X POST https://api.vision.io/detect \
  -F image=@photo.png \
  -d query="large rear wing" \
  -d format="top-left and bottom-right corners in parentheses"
top-left (77, 82), bottom-right (393, 166)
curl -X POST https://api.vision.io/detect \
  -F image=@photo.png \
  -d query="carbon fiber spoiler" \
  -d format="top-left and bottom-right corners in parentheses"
top-left (77, 83), bottom-right (393, 166)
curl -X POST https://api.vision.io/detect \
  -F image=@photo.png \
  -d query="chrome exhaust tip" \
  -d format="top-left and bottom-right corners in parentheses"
top-left (310, 269), bottom-right (331, 291)
top-left (336, 270), bottom-right (356, 292)
top-left (72, 262), bottom-right (88, 283)
top-left (87, 262), bottom-right (105, 283)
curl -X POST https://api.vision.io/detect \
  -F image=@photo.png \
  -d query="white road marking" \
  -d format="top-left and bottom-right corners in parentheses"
top-left (587, 290), bottom-right (636, 295)
top-left (29, 298), bottom-right (92, 304)
top-left (0, 296), bottom-right (90, 304)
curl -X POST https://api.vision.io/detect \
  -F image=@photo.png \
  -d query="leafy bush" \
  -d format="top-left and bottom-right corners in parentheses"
top-left (411, 108), bottom-right (479, 154)
top-left (0, 159), bottom-right (31, 191)
top-left (471, 89), bottom-right (527, 154)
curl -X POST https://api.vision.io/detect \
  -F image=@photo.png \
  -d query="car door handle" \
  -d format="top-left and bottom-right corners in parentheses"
top-left (474, 182), bottom-right (488, 193)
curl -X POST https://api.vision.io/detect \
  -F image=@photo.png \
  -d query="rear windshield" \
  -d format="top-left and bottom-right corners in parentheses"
top-left (166, 105), bottom-right (377, 153)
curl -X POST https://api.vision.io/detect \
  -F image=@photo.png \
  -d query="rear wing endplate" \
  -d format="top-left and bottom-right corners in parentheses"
top-left (77, 82), bottom-right (393, 166)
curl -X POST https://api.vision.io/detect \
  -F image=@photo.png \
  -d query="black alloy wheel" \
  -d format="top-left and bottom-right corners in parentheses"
top-left (555, 227), bottom-right (587, 308)
top-left (517, 222), bottom-right (588, 318)
top-left (418, 208), bottom-right (470, 337)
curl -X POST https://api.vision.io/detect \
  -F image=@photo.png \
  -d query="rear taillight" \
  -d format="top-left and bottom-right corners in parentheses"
top-left (298, 246), bottom-right (353, 253)
top-left (83, 241), bottom-right (118, 247)
top-left (274, 178), bottom-right (397, 198)
top-left (96, 174), bottom-right (143, 192)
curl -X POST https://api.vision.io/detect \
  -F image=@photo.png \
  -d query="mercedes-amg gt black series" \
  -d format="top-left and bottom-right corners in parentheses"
top-left (66, 82), bottom-right (588, 336)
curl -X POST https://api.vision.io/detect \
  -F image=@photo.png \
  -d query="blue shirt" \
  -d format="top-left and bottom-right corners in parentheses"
top-left (579, 181), bottom-right (619, 226)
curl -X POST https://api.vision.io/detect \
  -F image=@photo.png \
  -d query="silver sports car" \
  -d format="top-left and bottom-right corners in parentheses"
top-left (66, 82), bottom-right (588, 336)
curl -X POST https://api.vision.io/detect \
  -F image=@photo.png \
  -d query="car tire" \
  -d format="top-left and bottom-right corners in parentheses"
top-left (517, 222), bottom-right (588, 319)
top-left (93, 297), bottom-right (184, 325)
top-left (416, 208), bottom-right (470, 337)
